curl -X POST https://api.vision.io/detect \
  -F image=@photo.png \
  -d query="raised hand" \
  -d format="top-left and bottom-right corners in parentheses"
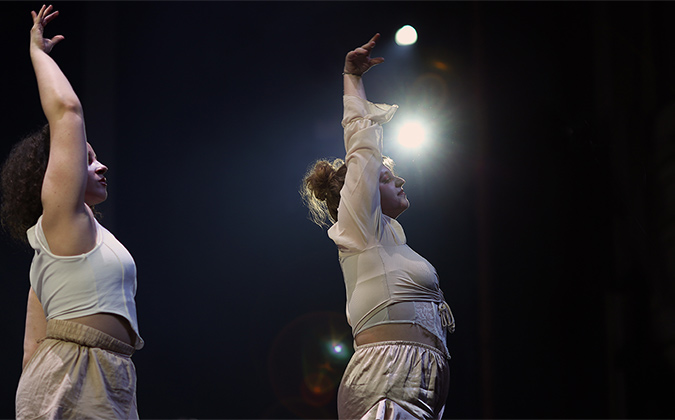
top-left (344, 33), bottom-right (385, 76)
top-left (30, 4), bottom-right (64, 54)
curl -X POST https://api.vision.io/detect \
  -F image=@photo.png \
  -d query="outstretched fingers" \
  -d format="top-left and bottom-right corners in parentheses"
top-left (32, 4), bottom-right (47, 25)
top-left (32, 5), bottom-right (59, 28)
top-left (344, 33), bottom-right (386, 76)
top-left (30, 4), bottom-right (64, 53)
top-left (44, 9), bottom-right (60, 25)
top-left (361, 33), bottom-right (384, 65)
top-left (370, 57), bottom-right (385, 66)
top-left (351, 33), bottom-right (383, 60)
top-left (348, 48), bottom-right (384, 65)
top-left (49, 34), bottom-right (65, 48)
top-left (362, 33), bottom-right (381, 51)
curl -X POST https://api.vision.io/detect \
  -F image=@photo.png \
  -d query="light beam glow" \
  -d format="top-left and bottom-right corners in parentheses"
top-left (397, 121), bottom-right (426, 149)
top-left (395, 25), bottom-right (418, 46)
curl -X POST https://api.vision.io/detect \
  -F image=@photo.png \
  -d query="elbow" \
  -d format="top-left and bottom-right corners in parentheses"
top-left (58, 95), bottom-right (84, 117)
top-left (51, 100), bottom-right (85, 126)
top-left (46, 94), bottom-right (84, 122)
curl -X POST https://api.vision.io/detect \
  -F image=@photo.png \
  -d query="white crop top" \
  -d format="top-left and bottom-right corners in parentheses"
top-left (27, 216), bottom-right (144, 349)
top-left (328, 96), bottom-right (454, 351)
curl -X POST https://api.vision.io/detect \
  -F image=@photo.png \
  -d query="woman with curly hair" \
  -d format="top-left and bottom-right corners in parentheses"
top-left (1, 5), bottom-right (143, 418)
top-left (301, 34), bottom-right (455, 419)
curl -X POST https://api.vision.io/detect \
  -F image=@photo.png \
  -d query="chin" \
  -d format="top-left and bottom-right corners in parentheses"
top-left (85, 195), bottom-right (107, 206)
top-left (390, 207), bottom-right (409, 219)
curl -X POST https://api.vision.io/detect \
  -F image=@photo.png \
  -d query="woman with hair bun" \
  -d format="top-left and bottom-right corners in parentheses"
top-left (301, 34), bottom-right (455, 419)
top-left (1, 5), bottom-right (143, 418)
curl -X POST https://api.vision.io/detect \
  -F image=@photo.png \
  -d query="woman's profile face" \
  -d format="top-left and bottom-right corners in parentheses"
top-left (379, 165), bottom-right (409, 218)
top-left (84, 143), bottom-right (108, 206)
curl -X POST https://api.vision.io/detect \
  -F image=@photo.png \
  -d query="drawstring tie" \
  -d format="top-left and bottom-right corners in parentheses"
top-left (439, 301), bottom-right (456, 334)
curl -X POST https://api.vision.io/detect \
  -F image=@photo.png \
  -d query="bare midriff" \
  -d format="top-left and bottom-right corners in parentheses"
top-left (354, 323), bottom-right (444, 353)
top-left (66, 313), bottom-right (135, 346)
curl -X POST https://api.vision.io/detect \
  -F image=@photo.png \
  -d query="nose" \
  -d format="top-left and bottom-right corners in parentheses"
top-left (95, 163), bottom-right (108, 175)
top-left (396, 176), bottom-right (405, 187)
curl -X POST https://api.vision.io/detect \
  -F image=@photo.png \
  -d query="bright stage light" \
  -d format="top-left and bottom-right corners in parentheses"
top-left (395, 25), bottom-right (418, 46)
top-left (397, 121), bottom-right (426, 149)
top-left (333, 344), bottom-right (343, 353)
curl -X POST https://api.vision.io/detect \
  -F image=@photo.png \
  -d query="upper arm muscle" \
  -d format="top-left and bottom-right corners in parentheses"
top-left (40, 112), bottom-right (96, 255)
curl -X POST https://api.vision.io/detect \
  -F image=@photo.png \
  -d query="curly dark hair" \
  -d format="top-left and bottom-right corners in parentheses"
top-left (0, 124), bottom-right (50, 243)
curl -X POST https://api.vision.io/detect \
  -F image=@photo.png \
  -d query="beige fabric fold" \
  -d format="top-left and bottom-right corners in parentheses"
top-left (16, 319), bottom-right (138, 420)
top-left (338, 341), bottom-right (450, 420)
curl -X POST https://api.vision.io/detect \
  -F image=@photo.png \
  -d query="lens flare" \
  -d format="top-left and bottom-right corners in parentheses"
top-left (268, 311), bottom-right (353, 418)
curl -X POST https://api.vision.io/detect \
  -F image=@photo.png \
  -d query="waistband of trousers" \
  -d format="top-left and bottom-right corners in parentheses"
top-left (42, 319), bottom-right (135, 356)
top-left (354, 340), bottom-right (450, 360)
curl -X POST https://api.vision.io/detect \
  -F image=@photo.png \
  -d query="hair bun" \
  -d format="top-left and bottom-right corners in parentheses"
top-left (301, 158), bottom-right (346, 227)
top-left (307, 161), bottom-right (336, 202)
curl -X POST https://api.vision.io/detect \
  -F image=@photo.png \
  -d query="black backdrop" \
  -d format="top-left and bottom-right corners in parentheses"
top-left (1, 2), bottom-right (674, 419)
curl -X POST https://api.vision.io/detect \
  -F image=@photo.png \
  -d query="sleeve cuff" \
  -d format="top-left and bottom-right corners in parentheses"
top-left (342, 95), bottom-right (399, 127)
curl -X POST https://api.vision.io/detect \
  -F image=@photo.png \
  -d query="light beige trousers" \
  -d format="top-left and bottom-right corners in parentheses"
top-left (337, 341), bottom-right (450, 420)
top-left (16, 319), bottom-right (138, 420)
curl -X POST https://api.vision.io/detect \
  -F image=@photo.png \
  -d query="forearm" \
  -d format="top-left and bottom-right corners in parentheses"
top-left (343, 73), bottom-right (367, 100)
top-left (23, 288), bottom-right (47, 369)
top-left (30, 48), bottom-right (83, 122)
top-left (31, 47), bottom-right (88, 199)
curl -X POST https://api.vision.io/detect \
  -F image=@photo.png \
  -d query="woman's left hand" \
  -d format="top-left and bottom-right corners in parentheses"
top-left (30, 4), bottom-right (64, 54)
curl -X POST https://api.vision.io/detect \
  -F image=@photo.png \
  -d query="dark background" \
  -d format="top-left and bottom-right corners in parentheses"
top-left (1, 1), bottom-right (674, 419)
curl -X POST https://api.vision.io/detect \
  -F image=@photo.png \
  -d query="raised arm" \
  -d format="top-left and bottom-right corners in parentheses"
top-left (343, 33), bottom-right (384, 99)
top-left (31, 5), bottom-right (95, 255)
top-left (328, 35), bottom-right (398, 252)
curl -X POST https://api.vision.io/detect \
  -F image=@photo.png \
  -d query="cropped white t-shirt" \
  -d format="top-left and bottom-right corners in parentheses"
top-left (27, 216), bottom-right (144, 349)
top-left (328, 95), bottom-right (454, 353)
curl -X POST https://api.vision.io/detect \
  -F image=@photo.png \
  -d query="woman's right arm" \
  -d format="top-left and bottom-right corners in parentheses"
top-left (30, 5), bottom-right (95, 255)
top-left (23, 288), bottom-right (47, 369)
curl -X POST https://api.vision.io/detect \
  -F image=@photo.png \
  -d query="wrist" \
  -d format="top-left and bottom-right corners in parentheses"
top-left (29, 43), bottom-right (44, 55)
top-left (342, 71), bottom-right (362, 77)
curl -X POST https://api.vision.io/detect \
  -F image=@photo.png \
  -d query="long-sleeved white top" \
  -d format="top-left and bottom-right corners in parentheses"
top-left (328, 95), bottom-right (453, 351)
